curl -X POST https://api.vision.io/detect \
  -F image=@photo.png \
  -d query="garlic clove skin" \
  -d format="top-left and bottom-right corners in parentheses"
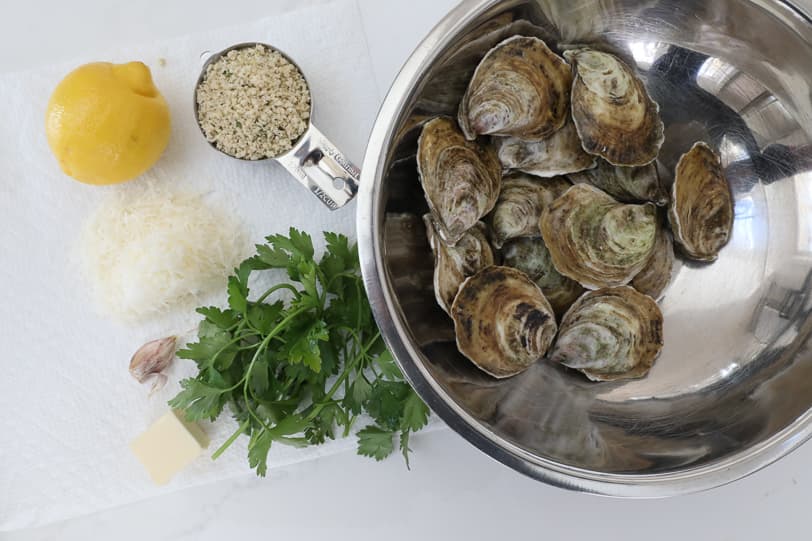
top-left (147, 373), bottom-right (169, 396)
top-left (129, 336), bottom-right (177, 383)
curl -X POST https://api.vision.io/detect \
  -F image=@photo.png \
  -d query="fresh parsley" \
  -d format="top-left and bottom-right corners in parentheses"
top-left (169, 228), bottom-right (430, 476)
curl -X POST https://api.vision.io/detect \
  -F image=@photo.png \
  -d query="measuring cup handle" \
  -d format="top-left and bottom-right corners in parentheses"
top-left (276, 125), bottom-right (360, 210)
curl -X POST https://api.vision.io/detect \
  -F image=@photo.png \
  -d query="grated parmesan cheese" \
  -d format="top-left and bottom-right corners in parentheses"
top-left (80, 184), bottom-right (250, 322)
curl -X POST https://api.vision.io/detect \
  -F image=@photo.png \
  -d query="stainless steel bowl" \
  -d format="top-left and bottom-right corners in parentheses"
top-left (358, 0), bottom-right (812, 496)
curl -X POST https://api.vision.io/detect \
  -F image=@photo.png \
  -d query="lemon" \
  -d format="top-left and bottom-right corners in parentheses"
top-left (45, 62), bottom-right (171, 185)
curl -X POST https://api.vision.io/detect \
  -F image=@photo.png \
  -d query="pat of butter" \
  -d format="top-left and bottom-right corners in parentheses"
top-left (130, 410), bottom-right (209, 485)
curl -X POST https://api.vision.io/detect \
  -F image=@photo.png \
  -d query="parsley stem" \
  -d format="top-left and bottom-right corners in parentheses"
top-left (329, 331), bottom-right (380, 396)
top-left (325, 270), bottom-right (358, 290)
top-left (218, 305), bottom-right (310, 395)
top-left (278, 436), bottom-right (309, 447)
top-left (354, 280), bottom-right (363, 330)
top-left (255, 283), bottom-right (299, 304)
top-left (241, 305), bottom-right (312, 433)
top-left (212, 418), bottom-right (250, 460)
top-left (207, 321), bottom-right (254, 367)
top-left (344, 415), bottom-right (357, 437)
top-left (306, 331), bottom-right (381, 423)
top-left (315, 267), bottom-right (329, 311)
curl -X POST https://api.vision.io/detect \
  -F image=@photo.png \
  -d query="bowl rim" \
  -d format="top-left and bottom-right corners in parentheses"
top-left (357, 0), bottom-right (812, 496)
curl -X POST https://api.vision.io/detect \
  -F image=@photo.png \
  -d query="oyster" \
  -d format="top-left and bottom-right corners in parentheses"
top-left (550, 286), bottom-right (664, 381)
top-left (502, 237), bottom-right (585, 317)
top-left (631, 228), bottom-right (675, 300)
top-left (668, 142), bottom-right (734, 261)
top-left (452, 266), bottom-right (558, 378)
top-left (459, 36), bottom-right (572, 141)
top-left (496, 119), bottom-right (597, 177)
top-left (564, 48), bottom-right (665, 166)
top-left (415, 16), bottom-right (546, 114)
top-left (489, 174), bottom-right (570, 248)
top-left (540, 183), bottom-right (658, 289)
top-left (568, 160), bottom-right (667, 206)
top-left (417, 117), bottom-right (502, 245)
top-left (424, 216), bottom-right (495, 314)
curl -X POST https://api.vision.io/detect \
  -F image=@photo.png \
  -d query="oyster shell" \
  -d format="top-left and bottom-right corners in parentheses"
top-left (631, 227), bottom-right (675, 300)
top-left (564, 48), bottom-right (665, 166)
top-left (459, 36), bottom-right (572, 141)
top-left (489, 173), bottom-right (571, 248)
top-left (568, 160), bottom-right (667, 206)
top-left (550, 286), bottom-right (664, 381)
top-left (540, 183), bottom-right (658, 289)
top-left (424, 216), bottom-right (495, 314)
top-left (668, 142), bottom-right (734, 261)
top-left (415, 17), bottom-right (547, 114)
top-left (502, 237), bottom-right (585, 318)
top-left (452, 266), bottom-right (558, 378)
top-left (496, 119), bottom-right (597, 177)
top-left (417, 117), bottom-right (502, 245)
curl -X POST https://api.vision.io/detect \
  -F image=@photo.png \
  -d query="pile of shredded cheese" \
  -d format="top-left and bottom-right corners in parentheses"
top-left (80, 184), bottom-right (250, 321)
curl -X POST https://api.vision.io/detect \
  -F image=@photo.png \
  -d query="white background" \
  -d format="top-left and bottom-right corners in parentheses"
top-left (2, 0), bottom-right (810, 539)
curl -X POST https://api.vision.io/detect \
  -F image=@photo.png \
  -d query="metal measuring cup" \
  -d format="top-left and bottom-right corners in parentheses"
top-left (193, 42), bottom-right (360, 210)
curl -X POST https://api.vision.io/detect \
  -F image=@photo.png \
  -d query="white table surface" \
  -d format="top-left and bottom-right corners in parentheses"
top-left (2, 1), bottom-right (810, 539)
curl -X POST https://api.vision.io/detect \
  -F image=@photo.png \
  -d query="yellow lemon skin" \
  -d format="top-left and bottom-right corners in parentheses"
top-left (45, 62), bottom-right (171, 185)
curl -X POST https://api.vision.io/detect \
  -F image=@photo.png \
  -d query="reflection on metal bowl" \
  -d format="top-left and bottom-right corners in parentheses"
top-left (358, 0), bottom-right (812, 496)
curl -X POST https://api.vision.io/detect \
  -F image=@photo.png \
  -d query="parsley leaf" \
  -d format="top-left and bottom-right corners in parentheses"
top-left (365, 381), bottom-right (412, 431)
top-left (196, 306), bottom-right (238, 329)
top-left (343, 375), bottom-right (372, 415)
top-left (249, 353), bottom-right (270, 395)
top-left (247, 301), bottom-right (283, 335)
top-left (357, 426), bottom-right (395, 461)
top-left (177, 323), bottom-right (238, 372)
top-left (375, 350), bottom-right (403, 380)
top-left (254, 243), bottom-right (290, 268)
top-left (226, 260), bottom-right (253, 314)
top-left (284, 319), bottom-right (328, 372)
top-left (400, 392), bottom-right (430, 432)
top-left (168, 379), bottom-right (228, 422)
top-left (248, 428), bottom-right (273, 477)
top-left (227, 277), bottom-right (248, 313)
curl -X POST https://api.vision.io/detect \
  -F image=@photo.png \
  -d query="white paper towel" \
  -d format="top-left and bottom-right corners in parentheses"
top-left (0, 0), bottom-right (439, 530)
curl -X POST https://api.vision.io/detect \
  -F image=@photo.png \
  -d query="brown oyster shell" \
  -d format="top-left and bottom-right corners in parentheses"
top-left (550, 286), bottom-right (664, 382)
top-left (424, 216), bottom-right (495, 314)
top-left (502, 237), bottom-right (585, 318)
top-left (489, 173), bottom-right (571, 248)
top-left (631, 227), bottom-right (675, 300)
top-left (668, 142), bottom-right (734, 262)
top-left (496, 119), bottom-right (597, 177)
top-left (417, 117), bottom-right (502, 245)
top-left (540, 184), bottom-right (658, 290)
top-left (568, 159), bottom-right (667, 206)
top-left (452, 266), bottom-right (558, 379)
top-left (564, 48), bottom-right (664, 166)
top-left (415, 16), bottom-right (547, 114)
top-left (459, 36), bottom-right (573, 141)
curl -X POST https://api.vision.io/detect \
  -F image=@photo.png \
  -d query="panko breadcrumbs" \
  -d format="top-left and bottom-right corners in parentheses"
top-left (196, 44), bottom-right (311, 160)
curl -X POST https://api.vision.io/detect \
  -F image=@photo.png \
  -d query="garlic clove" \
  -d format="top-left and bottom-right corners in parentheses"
top-left (129, 337), bottom-right (177, 383)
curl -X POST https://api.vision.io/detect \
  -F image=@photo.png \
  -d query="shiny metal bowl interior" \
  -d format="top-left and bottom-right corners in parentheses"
top-left (358, 0), bottom-right (812, 496)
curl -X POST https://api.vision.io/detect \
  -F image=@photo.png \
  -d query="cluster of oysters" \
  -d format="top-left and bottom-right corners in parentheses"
top-left (417, 36), bottom-right (735, 382)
